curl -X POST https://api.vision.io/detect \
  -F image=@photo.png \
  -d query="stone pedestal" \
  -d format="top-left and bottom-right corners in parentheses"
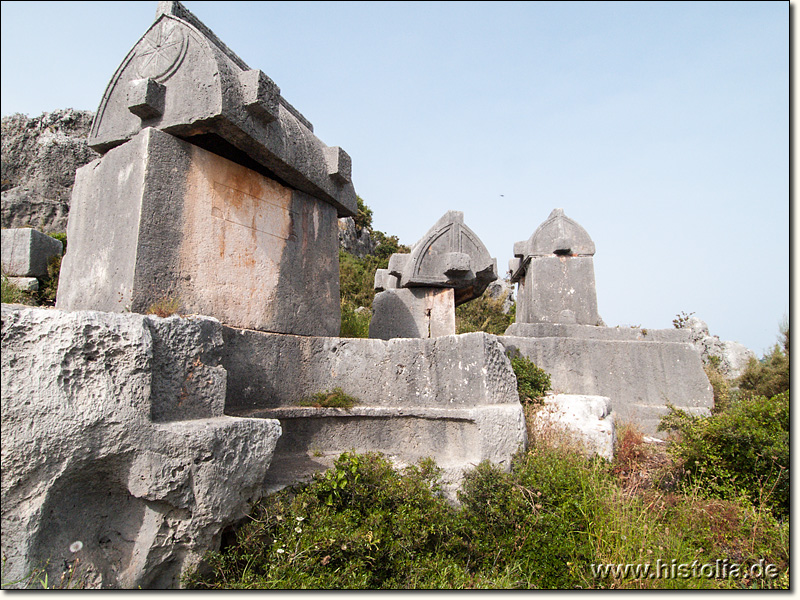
top-left (501, 325), bottom-right (713, 436)
top-left (369, 288), bottom-right (455, 340)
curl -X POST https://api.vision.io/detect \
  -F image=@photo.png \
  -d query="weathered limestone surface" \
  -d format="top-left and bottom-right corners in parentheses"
top-left (1, 110), bottom-right (98, 233)
top-left (685, 316), bottom-right (756, 379)
top-left (485, 278), bottom-right (515, 314)
top-left (530, 395), bottom-right (615, 460)
top-left (56, 127), bottom-right (341, 336)
top-left (338, 216), bottom-right (379, 258)
top-left (221, 329), bottom-right (526, 494)
top-left (369, 288), bottom-right (456, 340)
top-left (88, 1), bottom-right (356, 216)
top-left (1, 228), bottom-right (63, 278)
top-left (1, 305), bottom-right (281, 589)
top-left (5, 277), bottom-right (39, 292)
top-left (501, 329), bottom-right (713, 436)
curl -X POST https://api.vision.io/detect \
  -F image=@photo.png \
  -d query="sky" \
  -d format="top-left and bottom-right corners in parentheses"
top-left (1, 1), bottom-right (789, 356)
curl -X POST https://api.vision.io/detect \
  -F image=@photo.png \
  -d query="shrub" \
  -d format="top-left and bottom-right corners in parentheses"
top-left (455, 294), bottom-right (514, 335)
top-left (297, 388), bottom-right (360, 409)
top-left (737, 327), bottom-right (789, 399)
top-left (704, 361), bottom-right (731, 414)
top-left (1, 274), bottom-right (35, 305)
top-left (353, 196), bottom-right (373, 230)
top-left (186, 452), bottom-right (461, 589)
top-left (658, 391), bottom-right (789, 519)
top-left (457, 447), bottom-right (608, 588)
top-left (339, 302), bottom-right (370, 338)
top-left (507, 350), bottom-right (551, 403)
top-left (672, 311), bottom-right (695, 329)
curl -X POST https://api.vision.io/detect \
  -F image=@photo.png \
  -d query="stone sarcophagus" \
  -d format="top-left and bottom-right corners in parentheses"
top-left (508, 208), bottom-right (601, 326)
top-left (57, 1), bottom-right (355, 336)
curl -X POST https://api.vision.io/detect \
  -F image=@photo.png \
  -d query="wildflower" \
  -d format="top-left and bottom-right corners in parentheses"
top-left (295, 527), bottom-right (302, 534)
top-left (69, 541), bottom-right (83, 553)
top-left (276, 548), bottom-right (285, 554)
top-left (296, 516), bottom-right (305, 522)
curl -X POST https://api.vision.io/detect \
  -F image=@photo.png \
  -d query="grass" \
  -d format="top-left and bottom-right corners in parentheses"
top-left (297, 388), bottom-right (360, 409)
top-left (146, 296), bottom-right (181, 318)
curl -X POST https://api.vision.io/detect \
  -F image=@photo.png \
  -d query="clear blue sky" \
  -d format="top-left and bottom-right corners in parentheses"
top-left (1, 1), bottom-right (789, 356)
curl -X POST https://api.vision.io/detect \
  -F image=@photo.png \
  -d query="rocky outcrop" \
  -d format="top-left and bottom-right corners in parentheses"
top-left (485, 278), bottom-right (515, 314)
top-left (337, 216), bottom-right (378, 257)
top-left (685, 316), bottom-right (756, 379)
top-left (1, 110), bottom-right (98, 233)
top-left (1, 305), bottom-right (281, 589)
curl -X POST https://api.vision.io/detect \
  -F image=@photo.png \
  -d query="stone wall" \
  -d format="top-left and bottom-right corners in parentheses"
top-left (221, 329), bottom-right (527, 495)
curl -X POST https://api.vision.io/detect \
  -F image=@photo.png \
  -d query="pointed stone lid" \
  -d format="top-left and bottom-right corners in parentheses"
top-left (515, 208), bottom-right (595, 258)
top-left (374, 211), bottom-right (497, 306)
top-left (87, 1), bottom-right (356, 216)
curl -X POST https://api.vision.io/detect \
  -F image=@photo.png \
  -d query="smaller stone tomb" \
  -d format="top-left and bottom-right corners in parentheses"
top-left (370, 211), bottom-right (497, 340)
top-left (503, 209), bottom-right (713, 436)
top-left (56, 1), bottom-right (354, 336)
top-left (508, 208), bottom-right (601, 327)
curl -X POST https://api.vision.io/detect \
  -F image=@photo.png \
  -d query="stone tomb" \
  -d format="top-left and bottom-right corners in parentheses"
top-left (508, 208), bottom-right (601, 327)
top-left (501, 209), bottom-right (712, 436)
top-left (370, 211), bottom-right (498, 339)
top-left (57, 1), bottom-right (355, 336)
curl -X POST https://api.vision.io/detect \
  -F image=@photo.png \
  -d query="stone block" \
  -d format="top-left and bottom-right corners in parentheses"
top-left (222, 329), bottom-right (520, 412)
top-left (238, 69), bottom-right (280, 122)
top-left (505, 322), bottom-right (691, 343)
top-left (1, 228), bottom-right (62, 277)
top-left (1, 305), bottom-right (282, 589)
top-left (530, 394), bottom-right (615, 460)
top-left (501, 331), bottom-right (713, 436)
top-left (127, 78), bottom-right (166, 120)
top-left (369, 288), bottom-right (455, 340)
top-left (56, 127), bottom-right (341, 336)
top-left (6, 277), bottom-right (39, 292)
top-left (515, 255), bottom-right (601, 325)
top-left (220, 328), bottom-right (525, 498)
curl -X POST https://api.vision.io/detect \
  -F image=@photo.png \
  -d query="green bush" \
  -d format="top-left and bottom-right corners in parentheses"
top-left (186, 441), bottom-right (789, 589)
top-left (507, 350), bottom-right (551, 403)
top-left (455, 294), bottom-right (514, 335)
top-left (186, 452), bottom-right (463, 589)
top-left (353, 196), bottom-right (373, 230)
top-left (658, 391), bottom-right (789, 519)
top-left (339, 302), bottom-right (371, 338)
top-left (457, 448), bottom-right (605, 588)
top-left (737, 327), bottom-right (789, 399)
